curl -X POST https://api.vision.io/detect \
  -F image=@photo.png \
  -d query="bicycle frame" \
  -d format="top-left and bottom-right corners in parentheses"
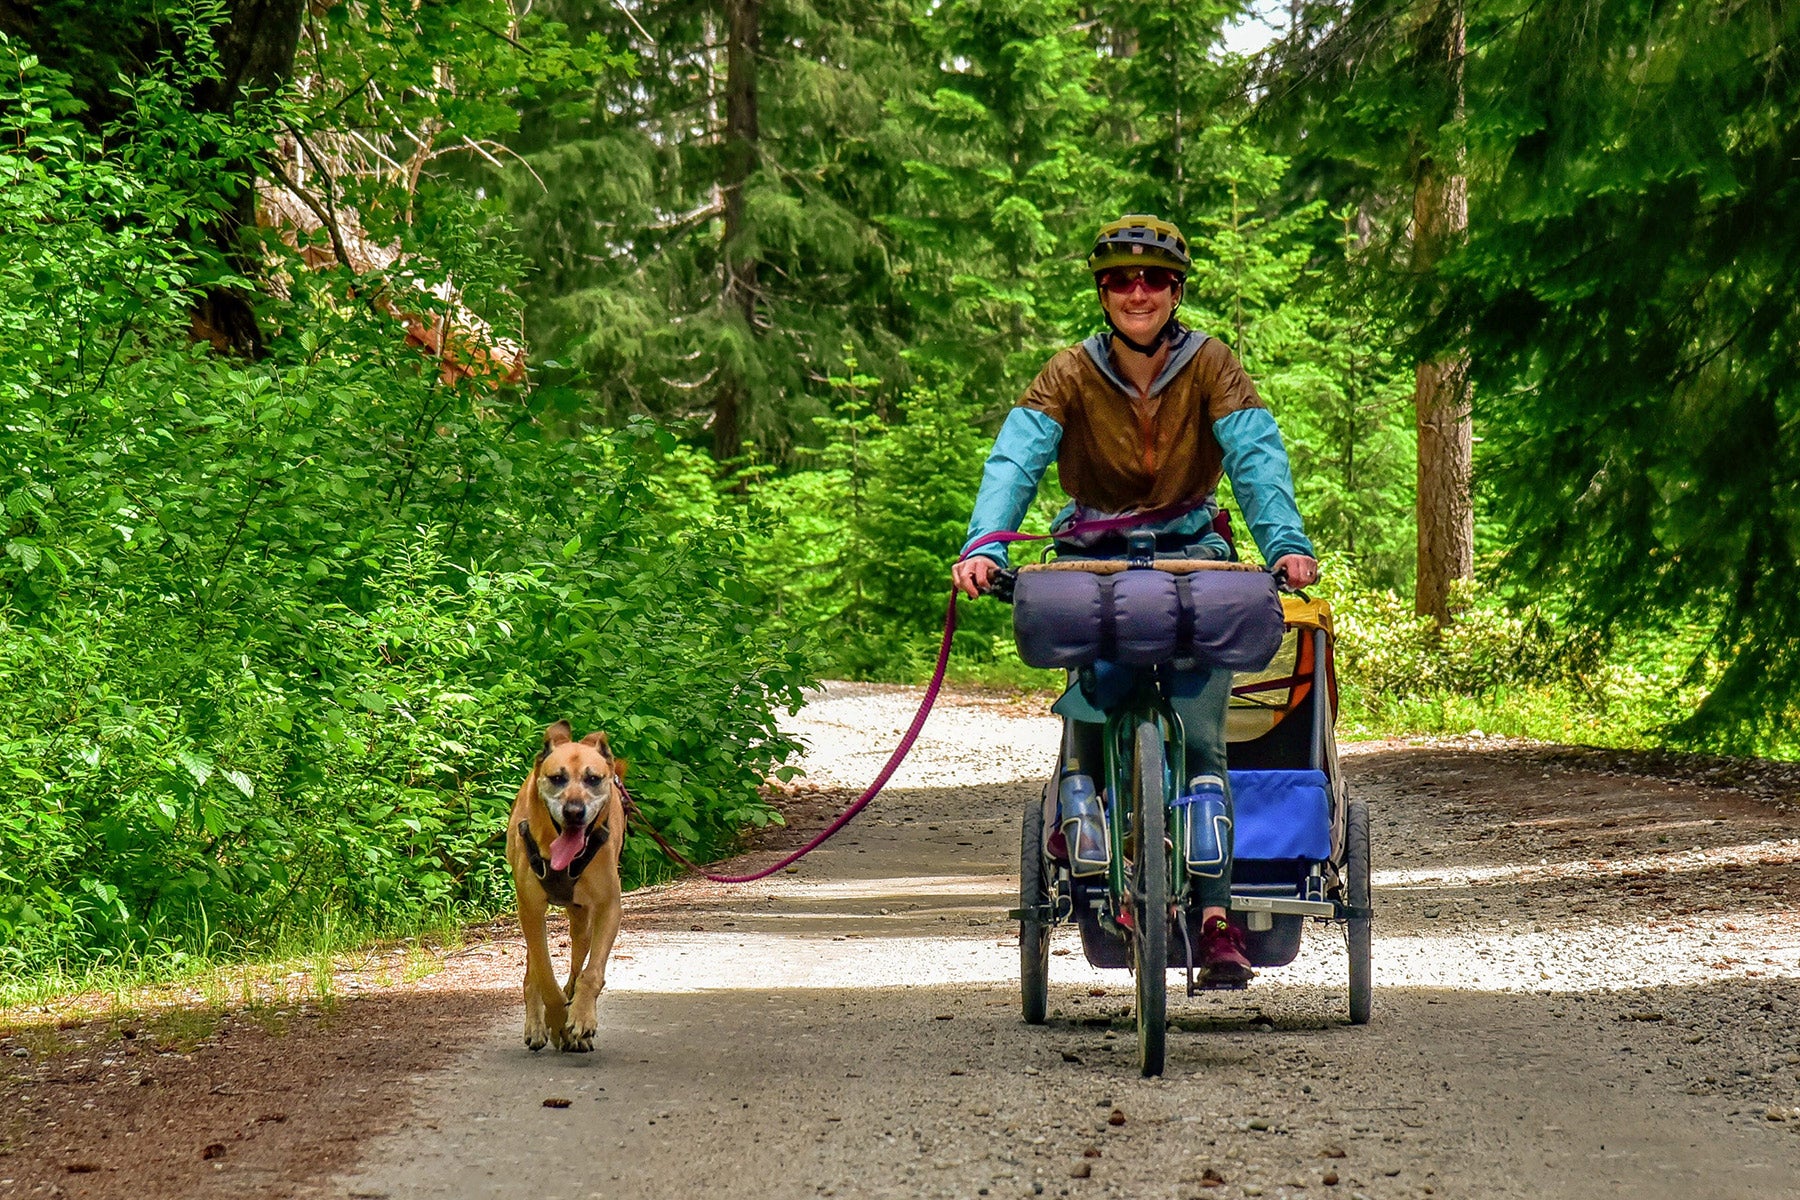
top-left (1096, 665), bottom-right (1192, 914)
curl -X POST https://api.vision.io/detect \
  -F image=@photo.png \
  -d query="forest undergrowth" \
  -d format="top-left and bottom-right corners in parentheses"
top-left (0, 29), bottom-right (808, 996)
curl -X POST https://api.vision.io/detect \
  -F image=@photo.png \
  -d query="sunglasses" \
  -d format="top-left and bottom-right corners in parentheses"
top-left (1097, 266), bottom-right (1182, 295)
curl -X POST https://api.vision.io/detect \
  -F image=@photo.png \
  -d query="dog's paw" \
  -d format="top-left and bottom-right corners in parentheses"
top-left (524, 1029), bottom-right (549, 1053)
top-left (557, 1021), bottom-right (597, 1053)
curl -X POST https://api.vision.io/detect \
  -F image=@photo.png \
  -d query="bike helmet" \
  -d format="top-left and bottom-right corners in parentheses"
top-left (1087, 214), bottom-right (1192, 276)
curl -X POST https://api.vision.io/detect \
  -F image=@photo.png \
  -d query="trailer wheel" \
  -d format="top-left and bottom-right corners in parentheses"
top-left (1345, 796), bottom-right (1373, 1025)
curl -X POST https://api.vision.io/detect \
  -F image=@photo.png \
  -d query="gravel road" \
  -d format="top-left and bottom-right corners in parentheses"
top-left (336, 683), bottom-right (1800, 1200)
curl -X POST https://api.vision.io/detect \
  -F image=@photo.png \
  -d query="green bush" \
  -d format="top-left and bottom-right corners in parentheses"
top-left (0, 38), bottom-right (811, 975)
top-left (738, 369), bottom-right (1075, 682)
top-left (1316, 562), bottom-right (1707, 745)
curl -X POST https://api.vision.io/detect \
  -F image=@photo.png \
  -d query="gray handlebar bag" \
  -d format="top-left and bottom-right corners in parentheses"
top-left (1012, 568), bottom-right (1285, 671)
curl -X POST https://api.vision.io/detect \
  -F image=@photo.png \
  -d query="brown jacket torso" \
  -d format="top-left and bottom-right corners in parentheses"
top-left (1019, 333), bottom-right (1265, 512)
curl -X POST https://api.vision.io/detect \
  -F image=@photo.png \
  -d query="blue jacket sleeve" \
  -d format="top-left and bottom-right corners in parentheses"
top-left (1213, 408), bottom-right (1315, 563)
top-left (961, 407), bottom-right (1062, 565)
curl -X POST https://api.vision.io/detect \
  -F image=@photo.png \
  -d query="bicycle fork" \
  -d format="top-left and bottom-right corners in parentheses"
top-left (1100, 691), bottom-right (1191, 928)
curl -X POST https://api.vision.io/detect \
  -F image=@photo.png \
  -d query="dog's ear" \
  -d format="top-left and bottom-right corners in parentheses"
top-left (580, 730), bottom-right (612, 758)
top-left (538, 721), bottom-right (573, 762)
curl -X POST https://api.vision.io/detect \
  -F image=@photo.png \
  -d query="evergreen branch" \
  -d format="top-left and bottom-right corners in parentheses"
top-left (659, 366), bottom-right (722, 391)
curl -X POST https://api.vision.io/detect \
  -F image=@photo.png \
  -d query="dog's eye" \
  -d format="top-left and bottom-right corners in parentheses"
top-left (548, 770), bottom-right (569, 786)
top-left (584, 772), bottom-right (605, 789)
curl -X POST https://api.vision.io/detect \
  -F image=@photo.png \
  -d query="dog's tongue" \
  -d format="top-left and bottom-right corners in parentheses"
top-left (548, 826), bottom-right (587, 872)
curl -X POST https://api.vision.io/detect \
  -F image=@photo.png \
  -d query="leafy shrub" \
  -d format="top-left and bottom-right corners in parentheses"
top-left (0, 38), bottom-right (811, 974)
top-left (738, 373), bottom-right (1050, 680)
top-left (1317, 561), bottom-right (1707, 744)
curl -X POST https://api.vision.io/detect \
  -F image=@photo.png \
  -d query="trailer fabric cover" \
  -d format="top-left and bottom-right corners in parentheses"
top-left (1012, 567), bottom-right (1284, 671)
top-left (1229, 769), bottom-right (1332, 861)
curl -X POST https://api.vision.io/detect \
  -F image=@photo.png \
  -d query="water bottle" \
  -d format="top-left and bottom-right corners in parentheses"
top-left (1058, 773), bottom-right (1109, 877)
top-left (1173, 774), bottom-right (1230, 879)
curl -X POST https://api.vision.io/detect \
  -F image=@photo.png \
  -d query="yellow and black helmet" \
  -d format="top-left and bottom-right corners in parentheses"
top-left (1087, 214), bottom-right (1192, 276)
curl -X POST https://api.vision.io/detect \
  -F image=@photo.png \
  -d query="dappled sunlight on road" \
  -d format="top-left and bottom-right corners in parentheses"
top-left (590, 905), bottom-right (1800, 998)
top-left (336, 697), bottom-right (1800, 1200)
top-left (1374, 837), bottom-right (1800, 889)
top-left (762, 874), bottom-right (1013, 902)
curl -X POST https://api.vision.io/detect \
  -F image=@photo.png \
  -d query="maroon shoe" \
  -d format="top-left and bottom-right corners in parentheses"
top-left (1197, 915), bottom-right (1255, 989)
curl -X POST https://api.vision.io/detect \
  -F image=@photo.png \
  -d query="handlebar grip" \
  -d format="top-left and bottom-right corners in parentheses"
top-left (979, 568), bottom-right (1018, 603)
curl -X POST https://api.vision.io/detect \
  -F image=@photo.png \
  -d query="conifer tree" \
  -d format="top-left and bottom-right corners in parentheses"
top-left (1258, 0), bottom-right (1476, 618)
top-left (1448, 0), bottom-right (1800, 745)
top-left (495, 1), bottom-right (931, 463)
top-left (1406, 0), bottom-right (1471, 623)
top-left (1265, 0), bottom-right (1800, 742)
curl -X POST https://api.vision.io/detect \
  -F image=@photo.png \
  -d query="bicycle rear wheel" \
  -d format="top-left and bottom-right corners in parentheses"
top-left (1131, 720), bottom-right (1168, 1077)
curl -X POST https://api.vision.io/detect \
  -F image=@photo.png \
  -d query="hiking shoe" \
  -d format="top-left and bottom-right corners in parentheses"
top-left (1197, 915), bottom-right (1254, 989)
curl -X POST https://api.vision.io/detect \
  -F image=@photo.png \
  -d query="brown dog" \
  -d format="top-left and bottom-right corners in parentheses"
top-left (505, 721), bottom-right (626, 1052)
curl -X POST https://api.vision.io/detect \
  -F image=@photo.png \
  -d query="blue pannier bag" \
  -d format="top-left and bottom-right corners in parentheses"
top-left (1229, 769), bottom-right (1332, 861)
top-left (1011, 566), bottom-right (1284, 671)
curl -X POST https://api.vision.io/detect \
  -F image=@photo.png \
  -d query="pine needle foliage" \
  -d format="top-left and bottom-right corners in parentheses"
top-left (1259, 1), bottom-right (1800, 747)
top-left (1448, 0), bottom-right (1800, 747)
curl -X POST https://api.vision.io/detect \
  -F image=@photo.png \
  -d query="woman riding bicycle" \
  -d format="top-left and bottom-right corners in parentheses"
top-left (951, 214), bottom-right (1319, 988)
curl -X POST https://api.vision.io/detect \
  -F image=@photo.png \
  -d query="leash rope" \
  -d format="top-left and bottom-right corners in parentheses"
top-left (620, 591), bottom-right (957, 884)
top-left (622, 499), bottom-right (1210, 884)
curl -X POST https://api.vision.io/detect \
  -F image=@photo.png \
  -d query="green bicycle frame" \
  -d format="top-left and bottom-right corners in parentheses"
top-left (1097, 668), bottom-right (1192, 908)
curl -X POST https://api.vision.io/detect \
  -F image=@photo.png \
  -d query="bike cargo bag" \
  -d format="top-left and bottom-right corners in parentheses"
top-left (1011, 565), bottom-right (1285, 671)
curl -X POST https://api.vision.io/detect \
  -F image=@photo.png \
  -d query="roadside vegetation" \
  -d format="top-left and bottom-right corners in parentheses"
top-left (3, 0), bottom-right (1794, 1002)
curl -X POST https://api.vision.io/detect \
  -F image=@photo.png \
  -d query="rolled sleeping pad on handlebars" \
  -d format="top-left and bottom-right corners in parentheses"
top-left (1010, 566), bottom-right (1285, 672)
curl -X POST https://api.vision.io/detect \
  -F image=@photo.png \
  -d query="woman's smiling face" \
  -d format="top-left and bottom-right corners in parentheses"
top-left (1099, 271), bottom-right (1179, 349)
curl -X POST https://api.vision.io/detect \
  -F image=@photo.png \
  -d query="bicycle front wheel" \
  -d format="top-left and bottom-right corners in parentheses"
top-left (1019, 796), bottom-right (1050, 1025)
top-left (1131, 719), bottom-right (1168, 1077)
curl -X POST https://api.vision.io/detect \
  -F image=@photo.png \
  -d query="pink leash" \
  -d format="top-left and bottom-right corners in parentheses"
top-left (624, 501), bottom-right (1205, 884)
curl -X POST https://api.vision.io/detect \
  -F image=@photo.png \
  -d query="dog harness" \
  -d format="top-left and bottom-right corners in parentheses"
top-left (517, 817), bottom-right (609, 906)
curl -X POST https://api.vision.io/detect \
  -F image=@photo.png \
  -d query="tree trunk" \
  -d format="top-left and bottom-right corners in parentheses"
top-left (715, 0), bottom-right (763, 463)
top-left (196, 0), bottom-right (309, 357)
top-left (1410, 0), bottom-right (1472, 623)
top-left (1, 2), bottom-right (306, 356)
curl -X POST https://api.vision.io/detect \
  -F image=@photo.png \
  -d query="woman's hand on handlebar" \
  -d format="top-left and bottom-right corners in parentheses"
top-left (952, 555), bottom-right (1000, 599)
top-left (1271, 554), bottom-right (1320, 589)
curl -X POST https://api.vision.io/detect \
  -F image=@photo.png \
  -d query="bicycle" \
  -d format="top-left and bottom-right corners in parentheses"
top-left (998, 541), bottom-right (1372, 1076)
